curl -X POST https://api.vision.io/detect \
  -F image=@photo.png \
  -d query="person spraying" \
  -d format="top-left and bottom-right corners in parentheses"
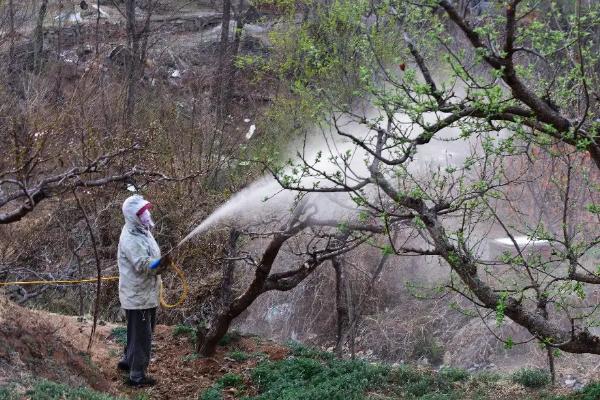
top-left (117, 195), bottom-right (170, 387)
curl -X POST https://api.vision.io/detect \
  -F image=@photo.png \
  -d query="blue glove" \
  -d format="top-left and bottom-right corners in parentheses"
top-left (149, 258), bottom-right (161, 270)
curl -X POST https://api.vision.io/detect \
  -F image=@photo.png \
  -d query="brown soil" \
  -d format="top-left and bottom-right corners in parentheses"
top-left (0, 296), bottom-right (113, 393)
top-left (0, 296), bottom-right (289, 399)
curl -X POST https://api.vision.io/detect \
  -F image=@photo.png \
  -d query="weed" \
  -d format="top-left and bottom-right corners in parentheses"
top-left (412, 335), bottom-right (445, 365)
top-left (472, 370), bottom-right (502, 384)
top-left (198, 373), bottom-right (245, 400)
top-left (218, 373), bottom-right (245, 389)
top-left (248, 354), bottom-right (389, 399)
top-left (110, 327), bottom-right (127, 346)
top-left (198, 387), bottom-right (222, 400)
top-left (0, 385), bottom-right (18, 400)
top-left (227, 350), bottom-right (250, 362)
top-left (25, 380), bottom-right (123, 399)
top-left (511, 368), bottom-right (551, 388)
top-left (287, 341), bottom-right (334, 361)
top-left (579, 382), bottom-right (600, 399)
top-left (172, 324), bottom-right (197, 340)
top-left (439, 367), bottom-right (469, 382)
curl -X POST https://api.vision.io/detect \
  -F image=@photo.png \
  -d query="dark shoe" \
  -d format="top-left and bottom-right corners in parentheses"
top-left (117, 360), bottom-right (130, 372)
top-left (125, 376), bottom-right (157, 387)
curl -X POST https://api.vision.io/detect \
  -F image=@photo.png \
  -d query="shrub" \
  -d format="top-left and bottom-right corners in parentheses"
top-left (439, 367), bottom-right (469, 383)
top-left (110, 327), bottom-right (127, 346)
top-left (511, 368), bottom-right (551, 388)
top-left (412, 335), bottom-right (445, 365)
top-left (388, 365), bottom-right (423, 384)
top-left (472, 371), bottom-right (502, 384)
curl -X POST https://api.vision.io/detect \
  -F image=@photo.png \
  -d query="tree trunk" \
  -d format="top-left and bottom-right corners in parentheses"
top-left (214, 0), bottom-right (232, 124)
top-left (198, 312), bottom-right (235, 356)
top-left (220, 0), bottom-right (245, 118)
top-left (221, 229), bottom-right (240, 305)
top-left (33, 0), bottom-right (49, 73)
top-left (332, 256), bottom-right (349, 357)
top-left (546, 344), bottom-right (556, 384)
top-left (124, 0), bottom-right (138, 123)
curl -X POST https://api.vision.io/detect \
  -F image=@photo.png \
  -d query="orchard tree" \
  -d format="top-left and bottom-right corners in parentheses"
top-left (262, 0), bottom-right (600, 366)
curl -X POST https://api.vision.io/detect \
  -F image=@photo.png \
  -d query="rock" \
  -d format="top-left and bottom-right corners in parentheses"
top-left (565, 378), bottom-right (577, 388)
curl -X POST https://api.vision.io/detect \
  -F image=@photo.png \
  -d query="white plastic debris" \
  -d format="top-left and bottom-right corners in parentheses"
top-left (55, 11), bottom-right (82, 23)
top-left (494, 236), bottom-right (548, 246)
top-left (170, 69), bottom-right (181, 78)
top-left (245, 124), bottom-right (256, 140)
top-left (126, 184), bottom-right (137, 193)
top-left (90, 4), bottom-right (110, 18)
top-left (243, 118), bottom-right (251, 123)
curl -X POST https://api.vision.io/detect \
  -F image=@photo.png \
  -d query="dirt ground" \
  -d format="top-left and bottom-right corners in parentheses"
top-left (0, 296), bottom-right (288, 399)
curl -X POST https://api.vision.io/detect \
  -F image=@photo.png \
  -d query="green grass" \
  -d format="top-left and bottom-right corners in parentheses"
top-left (172, 324), bottom-right (197, 340)
top-left (247, 353), bottom-right (390, 399)
top-left (511, 368), bottom-right (551, 388)
top-left (109, 327), bottom-right (127, 346)
top-left (202, 342), bottom-right (581, 400)
top-left (15, 380), bottom-right (124, 400)
top-left (0, 384), bottom-right (19, 400)
top-left (438, 367), bottom-right (469, 383)
top-left (227, 350), bottom-right (251, 362)
top-left (198, 373), bottom-right (246, 400)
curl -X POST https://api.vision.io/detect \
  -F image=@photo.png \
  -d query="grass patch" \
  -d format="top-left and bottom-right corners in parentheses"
top-left (25, 380), bottom-right (123, 400)
top-left (172, 324), bottom-right (197, 340)
top-left (0, 384), bottom-right (19, 400)
top-left (198, 373), bottom-right (245, 400)
top-left (248, 355), bottom-right (389, 399)
top-left (227, 350), bottom-right (251, 362)
top-left (287, 341), bottom-right (334, 361)
top-left (511, 368), bottom-right (551, 389)
top-left (218, 373), bottom-right (245, 390)
top-left (109, 327), bottom-right (127, 346)
top-left (439, 367), bottom-right (469, 383)
top-left (471, 370), bottom-right (502, 384)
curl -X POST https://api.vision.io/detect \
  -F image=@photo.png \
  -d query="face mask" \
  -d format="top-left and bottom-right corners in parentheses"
top-left (139, 209), bottom-right (155, 229)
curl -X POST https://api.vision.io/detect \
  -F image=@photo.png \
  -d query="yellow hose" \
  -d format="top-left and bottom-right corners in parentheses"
top-left (0, 260), bottom-right (189, 309)
top-left (159, 259), bottom-right (189, 309)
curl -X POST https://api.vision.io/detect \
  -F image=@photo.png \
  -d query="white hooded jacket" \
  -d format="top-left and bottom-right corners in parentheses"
top-left (118, 195), bottom-right (161, 310)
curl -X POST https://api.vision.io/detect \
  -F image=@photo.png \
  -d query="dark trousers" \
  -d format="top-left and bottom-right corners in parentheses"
top-left (122, 308), bottom-right (156, 382)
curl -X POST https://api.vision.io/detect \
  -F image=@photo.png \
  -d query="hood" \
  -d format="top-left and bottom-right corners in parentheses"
top-left (122, 195), bottom-right (150, 230)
